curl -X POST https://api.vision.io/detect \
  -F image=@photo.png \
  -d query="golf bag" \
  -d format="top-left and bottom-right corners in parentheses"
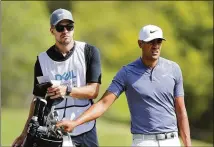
top-left (22, 82), bottom-right (67, 147)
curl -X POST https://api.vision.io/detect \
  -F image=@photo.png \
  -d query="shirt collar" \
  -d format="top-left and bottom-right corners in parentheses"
top-left (46, 41), bottom-right (76, 62)
top-left (138, 57), bottom-right (161, 72)
top-left (139, 57), bottom-right (161, 67)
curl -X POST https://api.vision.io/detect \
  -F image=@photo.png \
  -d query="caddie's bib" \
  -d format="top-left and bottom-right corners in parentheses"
top-left (38, 41), bottom-right (95, 136)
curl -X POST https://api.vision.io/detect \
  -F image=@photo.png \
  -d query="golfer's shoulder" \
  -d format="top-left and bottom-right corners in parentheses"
top-left (160, 57), bottom-right (180, 69)
top-left (120, 58), bottom-right (140, 73)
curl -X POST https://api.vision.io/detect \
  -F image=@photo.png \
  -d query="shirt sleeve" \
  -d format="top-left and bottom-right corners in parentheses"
top-left (107, 67), bottom-right (127, 98)
top-left (32, 57), bottom-right (46, 97)
top-left (173, 63), bottom-right (184, 97)
top-left (85, 44), bottom-right (102, 84)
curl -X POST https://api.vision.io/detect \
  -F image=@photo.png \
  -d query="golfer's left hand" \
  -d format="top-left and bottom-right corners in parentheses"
top-left (56, 120), bottom-right (76, 133)
top-left (47, 85), bottom-right (67, 99)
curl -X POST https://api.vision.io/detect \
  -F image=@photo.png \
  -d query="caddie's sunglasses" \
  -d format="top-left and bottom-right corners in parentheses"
top-left (55, 24), bottom-right (74, 32)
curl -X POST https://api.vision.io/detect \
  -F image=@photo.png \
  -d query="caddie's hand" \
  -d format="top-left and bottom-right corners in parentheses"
top-left (47, 85), bottom-right (67, 99)
top-left (56, 120), bottom-right (76, 133)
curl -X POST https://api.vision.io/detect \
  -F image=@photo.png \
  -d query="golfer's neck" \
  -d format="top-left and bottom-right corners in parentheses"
top-left (141, 57), bottom-right (158, 69)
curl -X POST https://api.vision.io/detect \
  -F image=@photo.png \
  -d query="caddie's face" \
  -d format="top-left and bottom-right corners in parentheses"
top-left (50, 20), bottom-right (74, 45)
top-left (139, 39), bottom-right (163, 60)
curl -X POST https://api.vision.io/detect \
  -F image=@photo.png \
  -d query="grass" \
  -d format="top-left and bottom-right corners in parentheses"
top-left (1, 108), bottom-right (213, 146)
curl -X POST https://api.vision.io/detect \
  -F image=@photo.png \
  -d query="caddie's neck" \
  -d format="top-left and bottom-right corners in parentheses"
top-left (55, 39), bottom-right (74, 55)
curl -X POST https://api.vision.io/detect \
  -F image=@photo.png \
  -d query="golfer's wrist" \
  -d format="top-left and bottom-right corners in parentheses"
top-left (73, 120), bottom-right (81, 128)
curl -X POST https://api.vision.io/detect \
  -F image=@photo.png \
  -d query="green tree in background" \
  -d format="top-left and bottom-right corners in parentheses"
top-left (2, 1), bottom-right (53, 106)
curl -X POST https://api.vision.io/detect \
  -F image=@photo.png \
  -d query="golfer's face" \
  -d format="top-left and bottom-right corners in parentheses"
top-left (143, 39), bottom-right (163, 60)
top-left (51, 20), bottom-right (74, 45)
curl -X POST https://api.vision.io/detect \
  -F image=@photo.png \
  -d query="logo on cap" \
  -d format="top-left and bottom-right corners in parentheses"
top-left (150, 30), bottom-right (158, 33)
top-left (58, 13), bottom-right (64, 17)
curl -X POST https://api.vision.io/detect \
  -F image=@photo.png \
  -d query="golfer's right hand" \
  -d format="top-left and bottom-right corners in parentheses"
top-left (56, 120), bottom-right (76, 133)
top-left (12, 133), bottom-right (26, 147)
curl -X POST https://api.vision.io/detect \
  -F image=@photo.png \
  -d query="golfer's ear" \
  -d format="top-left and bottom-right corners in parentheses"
top-left (138, 40), bottom-right (143, 48)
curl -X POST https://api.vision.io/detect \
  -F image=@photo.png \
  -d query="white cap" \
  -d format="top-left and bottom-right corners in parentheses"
top-left (139, 25), bottom-right (166, 42)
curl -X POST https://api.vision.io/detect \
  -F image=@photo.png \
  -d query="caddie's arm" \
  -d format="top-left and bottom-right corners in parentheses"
top-left (68, 83), bottom-right (100, 99)
top-left (12, 98), bottom-right (35, 147)
top-left (56, 91), bottom-right (117, 132)
top-left (68, 44), bottom-right (101, 99)
top-left (48, 83), bottom-right (100, 99)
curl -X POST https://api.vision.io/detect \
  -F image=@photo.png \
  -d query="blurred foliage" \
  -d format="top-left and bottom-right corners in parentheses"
top-left (2, 1), bottom-right (53, 106)
top-left (1, 1), bottom-right (213, 142)
top-left (46, 1), bottom-right (72, 14)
